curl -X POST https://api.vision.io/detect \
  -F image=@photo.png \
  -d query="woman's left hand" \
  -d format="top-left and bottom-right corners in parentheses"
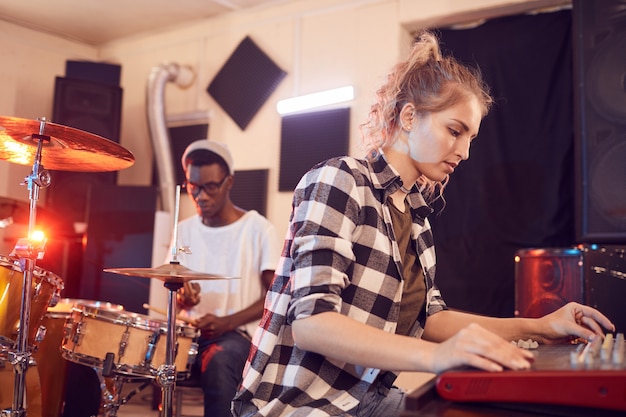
top-left (538, 302), bottom-right (615, 343)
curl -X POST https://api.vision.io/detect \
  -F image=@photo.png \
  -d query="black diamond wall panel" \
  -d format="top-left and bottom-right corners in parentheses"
top-left (207, 36), bottom-right (286, 130)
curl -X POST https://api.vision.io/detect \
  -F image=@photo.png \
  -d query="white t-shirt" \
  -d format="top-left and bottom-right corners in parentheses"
top-left (169, 210), bottom-right (279, 336)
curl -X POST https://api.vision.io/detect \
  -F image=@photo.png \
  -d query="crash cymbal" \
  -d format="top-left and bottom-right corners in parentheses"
top-left (0, 116), bottom-right (134, 172)
top-left (104, 263), bottom-right (239, 282)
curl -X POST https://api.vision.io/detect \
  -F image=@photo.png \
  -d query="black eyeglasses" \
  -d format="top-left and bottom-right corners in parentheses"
top-left (183, 176), bottom-right (229, 196)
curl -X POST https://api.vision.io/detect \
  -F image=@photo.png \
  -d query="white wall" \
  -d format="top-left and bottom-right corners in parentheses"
top-left (0, 0), bottom-right (568, 256)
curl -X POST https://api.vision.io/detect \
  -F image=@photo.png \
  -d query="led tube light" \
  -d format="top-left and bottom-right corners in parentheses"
top-left (277, 86), bottom-right (354, 115)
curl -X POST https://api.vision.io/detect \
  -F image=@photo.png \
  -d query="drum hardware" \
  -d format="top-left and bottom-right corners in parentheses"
top-left (104, 185), bottom-right (238, 417)
top-left (95, 367), bottom-right (154, 417)
top-left (0, 115), bottom-right (135, 416)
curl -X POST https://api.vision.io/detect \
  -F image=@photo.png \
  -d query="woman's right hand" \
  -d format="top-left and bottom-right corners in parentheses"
top-left (429, 323), bottom-right (534, 374)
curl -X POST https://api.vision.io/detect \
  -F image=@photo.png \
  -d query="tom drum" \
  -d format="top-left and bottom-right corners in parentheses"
top-left (0, 255), bottom-right (63, 353)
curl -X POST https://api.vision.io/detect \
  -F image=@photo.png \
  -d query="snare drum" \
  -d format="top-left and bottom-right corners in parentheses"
top-left (61, 303), bottom-right (198, 378)
top-left (34, 299), bottom-right (123, 417)
top-left (0, 255), bottom-right (63, 352)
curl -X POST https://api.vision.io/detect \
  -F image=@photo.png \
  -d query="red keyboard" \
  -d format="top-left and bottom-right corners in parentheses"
top-left (436, 334), bottom-right (626, 411)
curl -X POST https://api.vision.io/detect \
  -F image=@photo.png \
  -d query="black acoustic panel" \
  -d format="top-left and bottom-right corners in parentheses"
top-left (231, 169), bottom-right (269, 217)
top-left (169, 124), bottom-right (209, 185)
top-left (81, 185), bottom-right (157, 314)
top-left (572, 0), bottom-right (626, 242)
top-left (151, 123), bottom-right (210, 187)
top-left (279, 107), bottom-right (350, 192)
top-left (207, 36), bottom-right (286, 130)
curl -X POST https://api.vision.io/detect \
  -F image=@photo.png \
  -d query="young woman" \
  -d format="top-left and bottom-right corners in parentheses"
top-left (232, 31), bottom-right (614, 417)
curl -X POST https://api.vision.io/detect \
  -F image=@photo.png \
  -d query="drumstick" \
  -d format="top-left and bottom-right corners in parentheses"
top-left (142, 303), bottom-right (197, 326)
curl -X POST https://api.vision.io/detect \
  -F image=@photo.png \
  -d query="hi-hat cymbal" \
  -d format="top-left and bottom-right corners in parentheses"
top-left (0, 116), bottom-right (134, 172)
top-left (104, 263), bottom-right (239, 282)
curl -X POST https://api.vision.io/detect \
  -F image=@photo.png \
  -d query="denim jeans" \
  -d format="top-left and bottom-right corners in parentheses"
top-left (194, 330), bottom-right (251, 417)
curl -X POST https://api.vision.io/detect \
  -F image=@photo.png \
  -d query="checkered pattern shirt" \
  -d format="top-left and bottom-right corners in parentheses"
top-left (233, 153), bottom-right (447, 416)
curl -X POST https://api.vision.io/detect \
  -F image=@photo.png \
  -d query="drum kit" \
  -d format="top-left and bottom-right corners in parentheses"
top-left (0, 116), bottom-right (236, 417)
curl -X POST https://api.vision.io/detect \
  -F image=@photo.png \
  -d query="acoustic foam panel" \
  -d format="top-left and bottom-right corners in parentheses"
top-left (207, 36), bottom-right (286, 130)
top-left (231, 169), bottom-right (269, 217)
top-left (279, 107), bottom-right (350, 192)
top-left (159, 123), bottom-right (209, 186)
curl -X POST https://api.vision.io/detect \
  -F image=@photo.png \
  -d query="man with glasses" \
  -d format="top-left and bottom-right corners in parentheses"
top-left (170, 139), bottom-right (279, 417)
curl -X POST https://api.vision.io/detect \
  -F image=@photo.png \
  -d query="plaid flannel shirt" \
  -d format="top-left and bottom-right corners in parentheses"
top-left (234, 152), bottom-right (447, 416)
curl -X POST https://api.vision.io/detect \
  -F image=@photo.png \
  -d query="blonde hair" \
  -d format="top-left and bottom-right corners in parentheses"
top-left (360, 31), bottom-right (493, 202)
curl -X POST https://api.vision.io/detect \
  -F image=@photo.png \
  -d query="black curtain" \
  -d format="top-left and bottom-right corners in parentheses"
top-left (430, 10), bottom-right (575, 317)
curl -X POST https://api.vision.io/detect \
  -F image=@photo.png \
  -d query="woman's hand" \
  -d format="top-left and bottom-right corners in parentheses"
top-left (429, 323), bottom-right (534, 374)
top-left (536, 302), bottom-right (615, 344)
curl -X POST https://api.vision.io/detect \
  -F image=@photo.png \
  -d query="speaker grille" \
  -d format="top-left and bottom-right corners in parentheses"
top-left (515, 248), bottom-right (583, 318)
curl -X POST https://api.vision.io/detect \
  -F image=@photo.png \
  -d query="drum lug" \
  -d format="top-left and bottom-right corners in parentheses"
top-left (187, 341), bottom-right (198, 368)
top-left (33, 279), bottom-right (42, 298)
top-left (143, 332), bottom-right (160, 366)
top-left (49, 289), bottom-right (61, 308)
top-left (34, 325), bottom-right (47, 345)
top-left (71, 320), bottom-right (85, 346)
top-left (119, 328), bottom-right (130, 359)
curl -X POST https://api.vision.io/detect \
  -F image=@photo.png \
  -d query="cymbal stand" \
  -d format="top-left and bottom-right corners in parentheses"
top-left (156, 185), bottom-right (183, 417)
top-left (3, 118), bottom-right (51, 417)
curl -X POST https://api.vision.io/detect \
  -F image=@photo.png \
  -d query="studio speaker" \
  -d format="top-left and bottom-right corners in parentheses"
top-left (514, 248), bottom-right (584, 318)
top-left (47, 76), bottom-right (123, 224)
top-left (582, 244), bottom-right (626, 332)
top-left (572, 0), bottom-right (626, 243)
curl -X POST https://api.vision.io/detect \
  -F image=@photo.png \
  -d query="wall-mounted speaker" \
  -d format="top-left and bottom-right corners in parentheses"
top-left (582, 244), bottom-right (626, 332)
top-left (573, 0), bottom-right (626, 243)
top-left (514, 248), bottom-right (584, 318)
top-left (47, 76), bottom-right (123, 224)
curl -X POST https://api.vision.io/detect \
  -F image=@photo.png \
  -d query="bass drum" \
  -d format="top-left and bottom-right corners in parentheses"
top-left (33, 299), bottom-right (123, 417)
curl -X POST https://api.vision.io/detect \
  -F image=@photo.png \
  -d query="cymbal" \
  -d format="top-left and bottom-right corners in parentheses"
top-left (0, 116), bottom-right (134, 172)
top-left (104, 263), bottom-right (239, 282)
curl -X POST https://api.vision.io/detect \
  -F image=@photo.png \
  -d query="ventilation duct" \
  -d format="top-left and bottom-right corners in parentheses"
top-left (146, 62), bottom-right (195, 214)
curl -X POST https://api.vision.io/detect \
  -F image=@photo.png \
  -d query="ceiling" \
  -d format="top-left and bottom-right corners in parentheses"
top-left (0, 0), bottom-right (289, 46)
